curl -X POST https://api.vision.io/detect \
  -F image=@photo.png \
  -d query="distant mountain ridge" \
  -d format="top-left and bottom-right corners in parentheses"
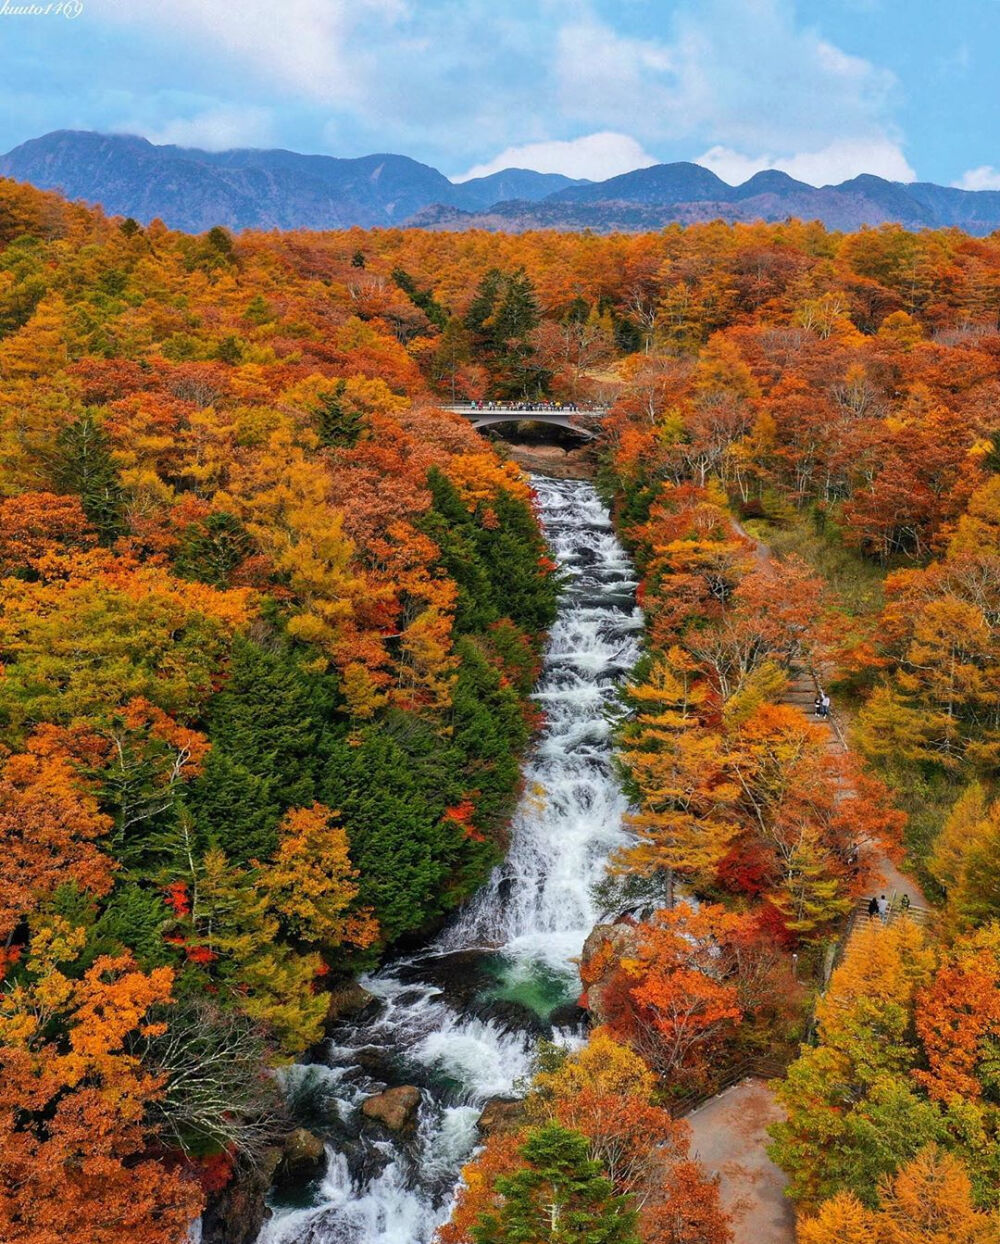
top-left (3, 130), bottom-right (1000, 236)
top-left (0, 131), bottom-right (587, 231)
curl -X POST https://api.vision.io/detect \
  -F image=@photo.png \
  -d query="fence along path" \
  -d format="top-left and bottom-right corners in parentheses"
top-left (783, 665), bottom-right (931, 977)
top-left (731, 517), bottom-right (929, 913)
top-left (681, 522), bottom-right (932, 1243)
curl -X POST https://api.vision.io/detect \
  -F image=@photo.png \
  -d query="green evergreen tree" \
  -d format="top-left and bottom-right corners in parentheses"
top-left (206, 226), bottom-right (235, 260)
top-left (243, 293), bottom-right (273, 325)
top-left (451, 636), bottom-right (526, 827)
top-left (472, 1123), bottom-right (639, 1244)
top-left (93, 882), bottom-right (171, 970)
top-left (479, 489), bottom-right (559, 635)
top-left (564, 295), bottom-right (590, 324)
top-left (203, 637), bottom-right (333, 807)
top-left (421, 468), bottom-right (502, 634)
top-left (465, 267), bottom-right (504, 347)
top-left (492, 267), bottom-right (540, 346)
top-left (314, 381), bottom-right (365, 448)
top-left (174, 512), bottom-right (254, 587)
top-left (422, 468), bottom-right (558, 636)
top-left (320, 725), bottom-right (458, 941)
top-left (391, 267), bottom-right (448, 330)
top-left (184, 750), bottom-right (282, 864)
top-left (214, 334), bottom-right (244, 364)
top-left (184, 637), bottom-right (338, 863)
top-left (50, 413), bottom-right (126, 541)
top-left (464, 267), bottom-right (548, 397)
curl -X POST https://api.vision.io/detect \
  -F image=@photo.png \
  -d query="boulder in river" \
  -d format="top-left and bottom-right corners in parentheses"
top-left (324, 981), bottom-right (376, 1030)
top-left (281, 1127), bottom-right (327, 1176)
top-left (361, 1085), bottom-right (422, 1131)
top-left (477, 1097), bottom-right (525, 1136)
top-left (549, 1000), bottom-right (589, 1030)
top-left (471, 996), bottom-right (548, 1035)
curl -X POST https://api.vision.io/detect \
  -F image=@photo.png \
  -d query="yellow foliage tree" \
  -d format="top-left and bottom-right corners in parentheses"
top-left (258, 803), bottom-right (378, 951)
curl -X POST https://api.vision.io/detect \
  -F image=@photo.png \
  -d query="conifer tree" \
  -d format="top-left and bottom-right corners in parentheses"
top-left (50, 414), bottom-right (126, 541)
top-left (472, 1123), bottom-right (639, 1244)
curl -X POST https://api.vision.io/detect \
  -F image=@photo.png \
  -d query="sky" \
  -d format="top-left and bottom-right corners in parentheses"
top-left (1, 0), bottom-right (999, 188)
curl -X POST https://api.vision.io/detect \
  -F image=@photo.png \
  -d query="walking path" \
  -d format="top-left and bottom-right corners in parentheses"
top-left (685, 1079), bottom-right (795, 1244)
top-left (684, 519), bottom-right (932, 1244)
top-left (733, 516), bottom-right (928, 908)
top-left (783, 671), bottom-right (928, 909)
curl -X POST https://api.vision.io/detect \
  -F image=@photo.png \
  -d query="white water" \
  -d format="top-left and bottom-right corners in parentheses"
top-left (259, 477), bottom-right (640, 1244)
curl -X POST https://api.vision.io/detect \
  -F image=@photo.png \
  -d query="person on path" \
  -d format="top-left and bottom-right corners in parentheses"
top-left (877, 894), bottom-right (889, 921)
top-left (868, 896), bottom-right (879, 921)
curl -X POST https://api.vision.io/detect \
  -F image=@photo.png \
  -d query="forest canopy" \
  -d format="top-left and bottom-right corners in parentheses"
top-left (2, 175), bottom-right (1000, 1241)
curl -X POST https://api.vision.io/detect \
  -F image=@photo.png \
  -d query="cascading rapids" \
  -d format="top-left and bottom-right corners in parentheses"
top-left (258, 476), bottom-right (640, 1244)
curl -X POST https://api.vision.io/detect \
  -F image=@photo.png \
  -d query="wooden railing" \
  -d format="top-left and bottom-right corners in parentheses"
top-left (804, 896), bottom-right (932, 1038)
top-left (668, 1055), bottom-right (791, 1118)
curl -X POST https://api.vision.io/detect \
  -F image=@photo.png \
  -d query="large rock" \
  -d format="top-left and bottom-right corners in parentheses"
top-left (504, 442), bottom-right (597, 480)
top-left (477, 1097), bottom-right (525, 1136)
top-left (324, 982), bottom-right (376, 1030)
top-left (200, 1148), bottom-right (282, 1244)
top-left (549, 1000), bottom-right (588, 1030)
top-left (579, 921), bottom-right (640, 1026)
top-left (361, 1085), bottom-right (422, 1131)
top-left (281, 1127), bottom-right (326, 1173)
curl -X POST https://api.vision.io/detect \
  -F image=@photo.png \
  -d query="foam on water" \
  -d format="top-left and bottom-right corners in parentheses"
top-left (259, 477), bottom-right (639, 1244)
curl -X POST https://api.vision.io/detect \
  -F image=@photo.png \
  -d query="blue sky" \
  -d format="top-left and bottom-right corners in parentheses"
top-left (1, 0), bottom-right (998, 187)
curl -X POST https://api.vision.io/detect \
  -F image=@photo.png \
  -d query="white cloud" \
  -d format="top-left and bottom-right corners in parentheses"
top-left (555, 1), bottom-right (907, 169)
top-left (83, 0), bottom-right (918, 186)
top-left (954, 165), bottom-right (1000, 192)
top-left (124, 106), bottom-right (275, 151)
top-left (697, 137), bottom-right (916, 188)
top-left (90, 0), bottom-right (405, 107)
top-left (455, 132), bottom-right (656, 183)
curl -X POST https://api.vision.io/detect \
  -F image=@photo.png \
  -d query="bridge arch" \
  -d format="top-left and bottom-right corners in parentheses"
top-left (444, 405), bottom-right (605, 441)
top-left (469, 413), bottom-right (596, 439)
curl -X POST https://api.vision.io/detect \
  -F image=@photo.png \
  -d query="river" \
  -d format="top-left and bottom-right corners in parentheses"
top-left (258, 476), bottom-right (640, 1244)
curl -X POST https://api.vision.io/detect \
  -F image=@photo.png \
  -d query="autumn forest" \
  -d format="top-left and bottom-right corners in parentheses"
top-left (1, 174), bottom-right (1000, 1244)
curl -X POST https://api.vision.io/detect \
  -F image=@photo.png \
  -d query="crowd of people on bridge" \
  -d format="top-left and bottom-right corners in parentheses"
top-left (463, 399), bottom-right (604, 413)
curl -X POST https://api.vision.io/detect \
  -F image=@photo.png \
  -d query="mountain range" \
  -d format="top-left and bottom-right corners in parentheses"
top-left (4, 130), bottom-right (1000, 236)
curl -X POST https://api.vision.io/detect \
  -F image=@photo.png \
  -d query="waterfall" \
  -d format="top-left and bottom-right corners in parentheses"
top-left (258, 477), bottom-right (640, 1244)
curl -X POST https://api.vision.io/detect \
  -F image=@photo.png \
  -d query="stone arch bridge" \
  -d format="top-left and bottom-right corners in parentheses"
top-left (444, 405), bottom-right (607, 440)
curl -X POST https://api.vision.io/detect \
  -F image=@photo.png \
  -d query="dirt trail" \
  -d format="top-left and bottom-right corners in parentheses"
top-left (732, 518), bottom-right (928, 907)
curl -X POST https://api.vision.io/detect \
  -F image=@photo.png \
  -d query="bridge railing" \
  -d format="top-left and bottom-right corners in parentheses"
top-left (443, 403), bottom-right (609, 415)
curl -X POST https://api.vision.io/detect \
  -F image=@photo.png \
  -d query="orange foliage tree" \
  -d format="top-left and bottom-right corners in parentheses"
top-left (0, 922), bottom-right (201, 1243)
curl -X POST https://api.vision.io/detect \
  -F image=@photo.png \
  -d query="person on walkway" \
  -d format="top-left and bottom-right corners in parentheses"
top-left (820, 691), bottom-right (831, 718)
top-left (868, 895), bottom-right (879, 920)
top-left (877, 894), bottom-right (889, 921)
top-left (900, 893), bottom-right (911, 913)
